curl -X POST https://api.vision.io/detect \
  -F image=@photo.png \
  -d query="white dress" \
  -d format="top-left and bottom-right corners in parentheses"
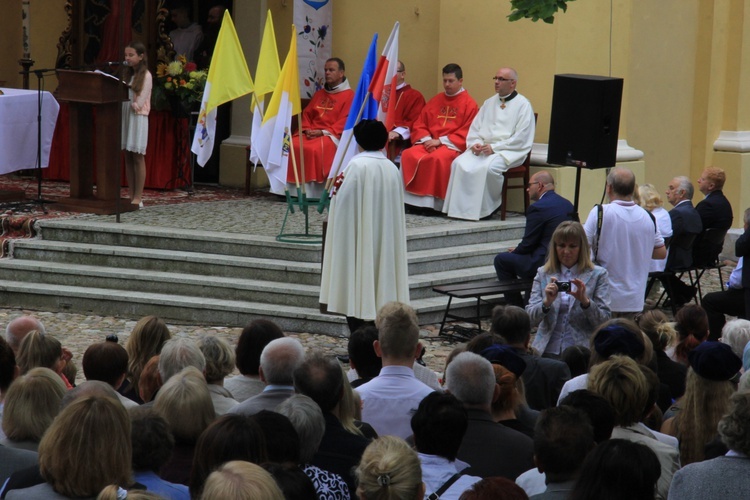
top-left (121, 73), bottom-right (151, 155)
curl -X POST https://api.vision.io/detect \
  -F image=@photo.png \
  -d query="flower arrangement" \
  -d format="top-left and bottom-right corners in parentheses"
top-left (152, 55), bottom-right (207, 115)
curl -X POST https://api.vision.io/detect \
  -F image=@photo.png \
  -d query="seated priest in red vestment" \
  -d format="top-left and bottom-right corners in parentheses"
top-left (400, 63), bottom-right (478, 211)
top-left (284, 58), bottom-right (353, 195)
top-left (384, 61), bottom-right (426, 162)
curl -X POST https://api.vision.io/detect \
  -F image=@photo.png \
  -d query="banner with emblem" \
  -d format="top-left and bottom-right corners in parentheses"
top-left (368, 21), bottom-right (399, 131)
top-left (293, 0), bottom-right (332, 99)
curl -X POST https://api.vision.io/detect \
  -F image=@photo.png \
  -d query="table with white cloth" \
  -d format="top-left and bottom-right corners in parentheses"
top-left (0, 88), bottom-right (60, 174)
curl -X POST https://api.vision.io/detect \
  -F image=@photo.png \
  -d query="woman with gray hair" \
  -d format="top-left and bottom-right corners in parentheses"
top-left (668, 391), bottom-right (750, 498)
top-left (276, 394), bottom-right (351, 499)
top-left (720, 319), bottom-right (750, 359)
top-left (154, 366), bottom-right (216, 486)
top-left (197, 335), bottom-right (238, 415)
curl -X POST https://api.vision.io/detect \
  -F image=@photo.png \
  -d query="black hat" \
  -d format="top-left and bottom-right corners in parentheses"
top-left (593, 324), bottom-right (645, 359)
top-left (479, 344), bottom-right (526, 377)
top-left (688, 341), bottom-right (742, 381)
top-left (353, 119), bottom-right (388, 151)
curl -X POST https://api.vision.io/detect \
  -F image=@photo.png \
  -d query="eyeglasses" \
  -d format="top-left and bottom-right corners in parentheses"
top-left (527, 181), bottom-right (542, 188)
top-left (492, 77), bottom-right (515, 82)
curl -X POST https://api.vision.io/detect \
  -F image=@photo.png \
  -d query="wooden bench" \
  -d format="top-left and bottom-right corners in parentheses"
top-left (432, 278), bottom-right (534, 336)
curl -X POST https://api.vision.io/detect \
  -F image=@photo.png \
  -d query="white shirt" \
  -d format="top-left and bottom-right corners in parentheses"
top-left (515, 468), bottom-right (547, 497)
top-left (418, 453), bottom-right (482, 499)
top-left (347, 362), bottom-right (442, 391)
top-left (729, 257), bottom-right (744, 289)
top-left (355, 365), bottom-right (435, 440)
top-left (556, 373), bottom-right (589, 405)
top-left (584, 200), bottom-right (664, 313)
top-left (650, 206), bottom-right (673, 272)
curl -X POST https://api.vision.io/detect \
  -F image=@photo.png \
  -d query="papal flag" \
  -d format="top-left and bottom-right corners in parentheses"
top-left (327, 34), bottom-right (379, 181)
top-left (254, 26), bottom-right (302, 194)
top-left (368, 21), bottom-right (399, 131)
top-left (249, 11), bottom-right (281, 167)
top-left (191, 10), bottom-right (254, 167)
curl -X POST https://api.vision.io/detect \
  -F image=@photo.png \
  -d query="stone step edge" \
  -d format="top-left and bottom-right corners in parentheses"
top-left (408, 240), bottom-right (519, 262)
top-left (38, 217), bottom-right (526, 245)
top-left (10, 239), bottom-right (321, 273)
top-left (0, 259), bottom-right (499, 293)
top-left (0, 260), bottom-right (320, 295)
top-left (11, 238), bottom-right (516, 270)
top-left (37, 220), bottom-right (306, 249)
top-left (0, 280), bottom-right (485, 322)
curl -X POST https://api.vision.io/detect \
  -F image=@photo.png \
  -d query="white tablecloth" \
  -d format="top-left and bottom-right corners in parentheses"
top-left (0, 88), bottom-right (60, 174)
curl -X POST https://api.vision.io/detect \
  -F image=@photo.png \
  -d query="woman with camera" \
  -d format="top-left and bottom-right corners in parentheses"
top-left (526, 221), bottom-right (612, 358)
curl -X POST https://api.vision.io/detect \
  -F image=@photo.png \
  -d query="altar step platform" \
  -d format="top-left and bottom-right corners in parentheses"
top-left (0, 214), bottom-right (526, 337)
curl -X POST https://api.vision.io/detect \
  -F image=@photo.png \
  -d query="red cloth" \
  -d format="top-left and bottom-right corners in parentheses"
top-left (46, 104), bottom-right (191, 190)
top-left (400, 91), bottom-right (478, 198)
top-left (288, 88), bottom-right (354, 183)
top-left (387, 84), bottom-right (426, 136)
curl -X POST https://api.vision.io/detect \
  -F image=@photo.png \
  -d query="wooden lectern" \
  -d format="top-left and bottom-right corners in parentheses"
top-left (54, 69), bottom-right (136, 214)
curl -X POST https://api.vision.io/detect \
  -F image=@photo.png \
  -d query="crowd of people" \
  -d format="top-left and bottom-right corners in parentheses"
top-left (2, 277), bottom-right (750, 499)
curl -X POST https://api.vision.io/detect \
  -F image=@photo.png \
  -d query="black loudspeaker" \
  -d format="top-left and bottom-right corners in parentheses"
top-left (547, 74), bottom-right (623, 169)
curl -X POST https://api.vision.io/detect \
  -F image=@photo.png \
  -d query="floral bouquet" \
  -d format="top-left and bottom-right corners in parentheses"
top-left (152, 55), bottom-right (207, 116)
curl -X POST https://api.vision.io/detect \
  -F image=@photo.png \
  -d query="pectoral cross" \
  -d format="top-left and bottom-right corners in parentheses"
top-left (500, 98), bottom-right (506, 109)
top-left (437, 106), bottom-right (457, 126)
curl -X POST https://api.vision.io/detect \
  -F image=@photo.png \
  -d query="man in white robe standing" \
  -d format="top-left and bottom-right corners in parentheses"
top-left (442, 67), bottom-right (535, 221)
top-left (319, 119), bottom-right (410, 333)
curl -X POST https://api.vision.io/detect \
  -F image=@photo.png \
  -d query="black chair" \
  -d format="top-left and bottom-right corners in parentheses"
top-left (646, 232), bottom-right (699, 315)
top-left (691, 227), bottom-right (730, 301)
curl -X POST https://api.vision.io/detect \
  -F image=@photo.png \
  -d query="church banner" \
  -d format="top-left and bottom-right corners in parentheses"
top-left (293, 0), bottom-right (332, 99)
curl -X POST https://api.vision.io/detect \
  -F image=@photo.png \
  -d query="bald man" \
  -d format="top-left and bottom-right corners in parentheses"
top-left (4, 315), bottom-right (45, 354)
top-left (583, 167), bottom-right (666, 317)
top-left (442, 67), bottom-right (535, 220)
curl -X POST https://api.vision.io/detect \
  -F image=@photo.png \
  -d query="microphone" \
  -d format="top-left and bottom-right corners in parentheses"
top-left (99, 61), bottom-right (125, 67)
top-left (28, 68), bottom-right (56, 76)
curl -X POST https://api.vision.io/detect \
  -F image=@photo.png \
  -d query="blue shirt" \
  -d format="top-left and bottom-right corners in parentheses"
top-left (134, 470), bottom-right (189, 500)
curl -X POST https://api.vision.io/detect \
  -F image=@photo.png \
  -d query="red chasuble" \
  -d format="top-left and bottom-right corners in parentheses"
top-left (400, 90), bottom-right (478, 199)
top-left (387, 84), bottom-right (426, 135)
top-left (288, 87), bottom-right (354, 183)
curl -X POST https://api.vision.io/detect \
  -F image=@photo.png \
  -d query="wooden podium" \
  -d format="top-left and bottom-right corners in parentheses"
top-left (54, 69), bottom-right (137, 214)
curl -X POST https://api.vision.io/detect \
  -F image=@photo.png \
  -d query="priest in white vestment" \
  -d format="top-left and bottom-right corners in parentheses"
top-left (319, 120), bottom-right (410, 332)
top-left (442, 67), bottom-right (535, 221)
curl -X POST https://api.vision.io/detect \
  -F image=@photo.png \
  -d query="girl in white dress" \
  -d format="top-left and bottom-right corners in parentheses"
top-left (121, 41), bottom-right (152, 208)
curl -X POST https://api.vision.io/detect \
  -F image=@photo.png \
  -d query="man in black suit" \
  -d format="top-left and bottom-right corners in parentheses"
top-left (293, 352), bottom-right (370, 496)
top-left (490, 305), bottom-right (570, 410)
top-left (446, 351), bottom-right (534, 479)
top-left (494, 171), bottom-right (574, 306)
top-left (663, 176), bottom-right (703, 305)
top-left (693, 167), bottom-right (733, 266)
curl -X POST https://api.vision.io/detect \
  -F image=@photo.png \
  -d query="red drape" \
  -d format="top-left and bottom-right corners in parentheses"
top-left (95, 0), bottom-right (134, 65)
top-left (46, 103), bottom-right (191, 190)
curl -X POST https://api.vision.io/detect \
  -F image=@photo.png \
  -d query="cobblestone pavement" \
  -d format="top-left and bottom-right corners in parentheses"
top-left (67, 196), bottom-right (504, 236)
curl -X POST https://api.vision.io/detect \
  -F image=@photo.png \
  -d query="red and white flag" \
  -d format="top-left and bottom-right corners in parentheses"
top-left (368, 21), bottom-right (399, 131)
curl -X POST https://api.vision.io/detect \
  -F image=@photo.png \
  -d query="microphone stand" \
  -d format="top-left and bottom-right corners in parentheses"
top-left (29, 68), bottom-right (57, 213)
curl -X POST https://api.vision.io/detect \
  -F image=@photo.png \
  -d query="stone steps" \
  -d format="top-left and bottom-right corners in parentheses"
top-left (1, 217), bottom-right (526, 335)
